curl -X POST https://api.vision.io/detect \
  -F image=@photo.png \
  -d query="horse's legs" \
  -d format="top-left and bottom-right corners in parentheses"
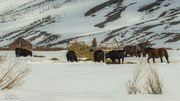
top-left (165, 56), bottom-right (170, 63)
top-left (153, 58), bottom-right (155, 63)
top-left (135, 52), bottom-right (138, 57)
top-left (16, 53), bottom-right (18, 57)
top-left (122, 57), bottom-right (124, 64)
top-left (112, 59), bottom-right (115, 64)
top-left (139, 53), bottom-right (141, 57)
top-left (160, 57), bottom-right (163, 63)
top-left (137, 51), bottom-right (142, 57)
top-left (117, 59), bottom-right (119, 64)
top-left (119, 59), bottom-right (121, 64)
top-left (147, 57), bottom-right (151, 63)
top-left (102, 58), bottom-right (104, 63)
top-left (143, 51), bottom-right (146, 57)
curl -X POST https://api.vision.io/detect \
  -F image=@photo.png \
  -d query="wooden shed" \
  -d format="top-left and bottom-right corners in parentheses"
top-left (9, 37), bottom-right (32, 51)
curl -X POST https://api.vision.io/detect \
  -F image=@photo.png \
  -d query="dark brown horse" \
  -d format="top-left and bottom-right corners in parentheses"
top-left (144, 47), bottom-right (169, 63)
top-left (124, 40), bottom-right (152, 57)
top-left (123, 45), bottom-right (141, 57)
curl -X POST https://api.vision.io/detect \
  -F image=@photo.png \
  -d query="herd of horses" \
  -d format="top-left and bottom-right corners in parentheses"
top-left (14, 40), bottom-right (170, 64)
top-left (66, 40), bottom-right (170, 64)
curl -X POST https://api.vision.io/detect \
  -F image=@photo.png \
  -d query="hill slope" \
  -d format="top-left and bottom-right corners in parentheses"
top-left (0, 0), bottom-right (180, 48)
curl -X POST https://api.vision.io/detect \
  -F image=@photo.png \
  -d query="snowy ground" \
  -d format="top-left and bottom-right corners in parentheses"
top-left (0, 50), bottom-right (180, 101)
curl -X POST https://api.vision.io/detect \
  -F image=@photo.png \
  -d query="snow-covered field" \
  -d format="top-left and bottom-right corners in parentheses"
top-left (0, 50), bottom-right (180, 101)
top-left (0, 0), bottom-right (180, 100)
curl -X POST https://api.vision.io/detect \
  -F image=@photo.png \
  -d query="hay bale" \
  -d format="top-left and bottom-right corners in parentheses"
top-left (68, 42), bottom-right (93, 60)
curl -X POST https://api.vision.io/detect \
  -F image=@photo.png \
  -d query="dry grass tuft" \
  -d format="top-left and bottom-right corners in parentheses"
top-left (126, 61), bottom-right (146, 94)
top-left (144, 65), bottom-right (164, 94)
top-left (0, 59), bottom-right (31, 90)
top-left (126, 80), bottom-right (141, 94)
top-left (126, 61), bottom-right (164, 94)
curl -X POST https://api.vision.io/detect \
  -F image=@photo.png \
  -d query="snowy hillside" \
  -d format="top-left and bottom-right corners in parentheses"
top-left (0, 0), bottom-right (180, 48)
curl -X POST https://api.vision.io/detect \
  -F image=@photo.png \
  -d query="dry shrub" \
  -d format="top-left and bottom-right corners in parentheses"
top-left (0, 59), bottom-right (31, 90)
top-left (68, 42), bottom-right (93, 60)
top-left (126, 61), bottom-right (164, 94)
top-left (125, 62), bottom-right (137, 64)
top-left (144, 65), bottom-right (164, 94)
top-left (33, 55), bottom-right (45, 58)
top-left (0, 56), bottom-right (6, 63)
top-left (51, 58), bottom-right (59, 61)
top-left (105, 58), bottom-right (112, 64)
top-left (126, 61), bottom-right (146, 94)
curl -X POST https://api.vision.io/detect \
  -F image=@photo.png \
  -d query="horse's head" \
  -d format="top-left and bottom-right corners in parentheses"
top-left (145, 40), bottom-right (152, 47)
top-left (144, 47), bottom-right (152, 54)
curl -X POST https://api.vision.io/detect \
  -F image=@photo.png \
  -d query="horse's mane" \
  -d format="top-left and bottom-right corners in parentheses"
top-left (144, 47), bottom-right (153, 52)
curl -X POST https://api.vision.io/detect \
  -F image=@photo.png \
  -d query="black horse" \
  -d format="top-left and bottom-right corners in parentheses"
top-left (105, 50), bottom-right (125, 64)
top-left (124, 40), bottom-right (152, 57)
top-left (144, 47), bottom-right (169, 63)
top-left (66, 51), bottom-right (78, 62)
top-left (94, 50), bottom-right (104, 62)
top-left (15, 48), bottom-right (32, 57)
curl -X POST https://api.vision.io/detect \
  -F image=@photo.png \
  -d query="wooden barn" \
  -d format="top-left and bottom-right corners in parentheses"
top-left (9, 37), bottom-right (32, 51)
